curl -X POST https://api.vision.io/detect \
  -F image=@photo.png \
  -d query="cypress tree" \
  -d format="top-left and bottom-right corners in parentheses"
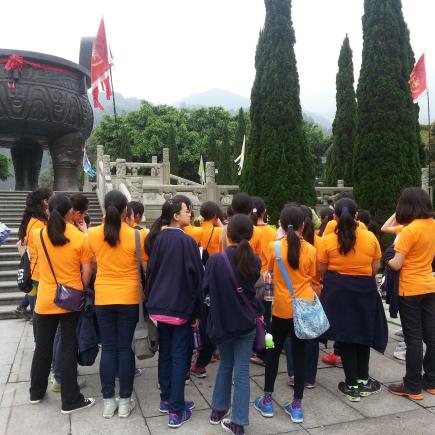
top-left (327, 35), bottom-right (357, 186)
top-left (218, 126), bottom-right (232, 185)
top-left (232, 108), bottom-right (246, 183)
top-left (354, 0), bottom-right (421, 223)
top-left (241, 0), bottom-right (315, 220)
top-left (207, 131), bottom-right (217, 164)
top-left (167, 125), bottom-right (179, 175)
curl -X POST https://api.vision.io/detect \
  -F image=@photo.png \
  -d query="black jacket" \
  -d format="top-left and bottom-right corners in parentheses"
top-left (146, 228), bottom-right (204, 320)
top-left (382, 244), bottom-right (400, 318)
top-left (204, 246), bottom-right (261, 344)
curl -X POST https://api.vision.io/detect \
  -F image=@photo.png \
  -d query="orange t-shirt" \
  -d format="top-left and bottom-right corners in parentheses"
top-left (34, 224), bottom-right (93, 315)
top-left (323, 219), bottom-right (367, 237)
top-left (200, 221), bottom-right (223, 256)
top-left (395, 219), bottom-right (435, 296)
top-left (183, 225), bottom-right (203, 246)
top-left (26, 217), bottom-right (47, 281)
top-left (257, 225), bottom-right (277, 273)
top-left (318, 227), bottom-right (381, 276)
top-left (88, 223), bottom-right (148, 305)
top-left (267, 239), bottom-right (317, 319)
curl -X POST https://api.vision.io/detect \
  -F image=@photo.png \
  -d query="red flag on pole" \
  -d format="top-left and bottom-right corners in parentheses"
top-left (91, 18), bottom-right (113, 111)
top-left (409, 54), bottom-right (427, 103)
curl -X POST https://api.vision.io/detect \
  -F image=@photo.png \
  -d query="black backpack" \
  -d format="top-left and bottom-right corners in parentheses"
top-left (201, 227), bottom-right (215, 266)
top-left (17, 251), bottom-right (36, 293)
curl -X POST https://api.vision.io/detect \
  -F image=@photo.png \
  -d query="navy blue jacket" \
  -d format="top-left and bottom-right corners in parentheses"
top-left (381, 245), bottom-right (400, 319)
top-left (146, 228), bottom-right (204, 320)
top-left (204, 246), bottom-right (261, 344)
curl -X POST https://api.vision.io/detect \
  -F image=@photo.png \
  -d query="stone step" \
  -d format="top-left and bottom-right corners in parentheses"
top-left (0, 280), bottom-right (19, 292)
top-left (0, 270), bottom-right (19, 281)
top-left (0, 304), bottom-right (23, 320)
top-left (0, 291), bottom-right (24, 306)
top-left (0, 252), bottom-right (20, 259)
top-left (0, 260), bottom-right (20, 272)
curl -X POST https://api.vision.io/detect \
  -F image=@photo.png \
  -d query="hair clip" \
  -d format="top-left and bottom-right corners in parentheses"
top-left (342, 206), bottom-right (349, 213)
top-left (252, 208), bottom-right (258, 213)
top-left (287, 224), bottom-right (294, 230)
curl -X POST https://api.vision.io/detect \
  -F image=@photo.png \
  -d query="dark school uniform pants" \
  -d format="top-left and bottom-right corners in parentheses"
top-left (30, 312), bottom-right (83, 410)
top-left (264, 316), bottom-right (306, 400)
top-left (196, 305), bottom-right (216, 369)
top-left (158, 322), bottom-right (192, 414)
top-left (399, 293), bottom-right (435, 393)
top-left (337, 342), bottom-right (370, 386)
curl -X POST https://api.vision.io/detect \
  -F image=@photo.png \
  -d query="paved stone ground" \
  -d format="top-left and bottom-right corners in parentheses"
top-left (1, 317), bottom-right (435, 435)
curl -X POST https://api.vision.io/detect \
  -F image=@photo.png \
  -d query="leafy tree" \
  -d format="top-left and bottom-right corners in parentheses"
top-left (207, 131), bottom-right (218, 164)
top-left (303, 120), bottom-right (329, 183)
top-left (0, 155), bottom-right (10, 181)
top-left (241, 0), bottom-right (316, 220)
top-left (354, 0), bottom-right (421, 223)
top-left (167, 125), bottom-right (179, 176)
top-left (217, 126), bottom-right (232, 184)
top-left (328, 35), bottom-right (357, 186)
top-left (232, 108), bottom-right (246, 182)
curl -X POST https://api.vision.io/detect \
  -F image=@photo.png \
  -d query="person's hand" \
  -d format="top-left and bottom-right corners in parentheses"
top-left (77, 220), bottom-right (88, 233)
top-left (191, 319), bottom-right (199, 328)
top-left (216, 218), bottom-right (223, 228)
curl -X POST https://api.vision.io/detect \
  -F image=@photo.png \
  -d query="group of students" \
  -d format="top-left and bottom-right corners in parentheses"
top-left (16, 186), bottom-right (435, 434)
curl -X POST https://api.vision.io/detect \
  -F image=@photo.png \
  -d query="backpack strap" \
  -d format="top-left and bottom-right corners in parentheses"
top-left (205, 226), bottom-right (215, 250)
top-left (274, 240), bottom-right (296, 299)
top-left (135, 229), bottom-right (145, 327)
top-left (39, 228), bottom-right (58, 286)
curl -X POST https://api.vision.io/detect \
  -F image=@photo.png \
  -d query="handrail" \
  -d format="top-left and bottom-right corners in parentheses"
top-left (170, 174), bottom-right (202, 186)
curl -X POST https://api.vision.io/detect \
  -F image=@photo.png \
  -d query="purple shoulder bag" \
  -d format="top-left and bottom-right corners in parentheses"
top-left (221, 250), bottom-right (265, 352)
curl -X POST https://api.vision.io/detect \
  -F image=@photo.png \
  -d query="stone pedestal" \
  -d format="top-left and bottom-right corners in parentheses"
top-left (162, 148), bottom-right (170, 184)
top-left (205, 161), bottom-right (217, 202)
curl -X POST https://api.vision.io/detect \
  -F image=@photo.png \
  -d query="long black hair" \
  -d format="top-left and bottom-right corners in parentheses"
top-left (279, 206), bottom-right (305, 269)
top-left (251, 196), bottom-right (267, 225)
top-left (104, 190), bottom-right (128, 247)
top-left (300, 205), bottom-right (314, 245)
top-left (334, 198), bottom-right (357, 255)
top-left (145, 195), bottom-right (191, 255)
top-left (227, 214), bottom-right (257, 282)
top-left (395, 187), bottom-right (434, 225)
top-left (318, 207), bottom-right (334, 237)
top-left (47, 194), bottom-right (72, 246)
top-left (18, 188), bottom-right (52, 242)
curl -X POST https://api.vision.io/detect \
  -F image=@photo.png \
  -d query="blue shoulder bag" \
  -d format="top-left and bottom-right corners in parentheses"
top-left (274, 240), bottom-right (329, 339)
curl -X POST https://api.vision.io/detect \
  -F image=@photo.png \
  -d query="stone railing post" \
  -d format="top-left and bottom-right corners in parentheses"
top-left (97, 145), bottom-right (104, 163)
top-left (337, 179), bottom-right (344, 188)
top-left (162, 148), bottom-right (170, 184)
top-left (151, 156), bottom-right (157, 177)
top-left (130, 177), bottom-right (144, 202)
top-left (116, 159), bottom-right (127, 189)
top-left (205, 161), bottom-right (217, 202)
top-left (421, 167), bottom-right (429, 193)
top-left (103, 155), bottom-right (111, 177)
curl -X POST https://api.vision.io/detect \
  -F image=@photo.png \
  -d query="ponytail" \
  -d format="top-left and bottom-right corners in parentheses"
top-left (104, 205), bottom-right (122, 247)
top-left (300, 205), bottom-right (314, 246)
top-left (46, 194), bottom-right (72, 246)
top-left (145, 216), bottom-right (163, 256)
top-left (318, 208), bottom-right (333, 237)
top-left (251, 196), bottom-right (266, 226)
top-left (335, 199), bottom-right (357, 255)
top-left (103, 190), bottom-right (128, 248)
top-left (279, 206), bottom-right (305, 270)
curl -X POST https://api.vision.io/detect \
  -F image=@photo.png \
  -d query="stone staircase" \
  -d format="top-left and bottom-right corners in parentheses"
top-left (0, 191), bottom-right (102, 319)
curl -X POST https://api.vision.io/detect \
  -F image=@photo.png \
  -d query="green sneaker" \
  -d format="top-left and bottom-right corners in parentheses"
top-left (51, 379), bottom-right (61, 393)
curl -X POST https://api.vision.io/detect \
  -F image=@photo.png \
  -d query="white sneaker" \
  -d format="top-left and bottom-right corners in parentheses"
top-left (103, 398), bottom-right (118, 419)
top-left (396, 342), bottom-right (406, 350)
top-left (118, 397), bottom-right (135, 418)
top-left (393, 348), bottom-right (406, 361)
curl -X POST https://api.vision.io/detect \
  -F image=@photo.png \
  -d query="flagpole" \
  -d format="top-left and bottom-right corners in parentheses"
top-left (109, 66), bottom-right (118, 122)
top-left (428, 90), bottom-right (432, 199)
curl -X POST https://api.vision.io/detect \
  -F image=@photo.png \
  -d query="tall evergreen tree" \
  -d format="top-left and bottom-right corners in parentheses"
top-left (207, 131), bottom-right (217, 164)
top-left (218, 126), bottom-right (232, 185)
top-left (232, 108), bottom-right (246, 183)
top-left (354, 0), bottom-right (421, 223)
top-left (167, 125), bottom-right (179, 175)
top-left (241, 0), bottom-right (315, 220)
top-left (327, 35), bottom-right (357, 186)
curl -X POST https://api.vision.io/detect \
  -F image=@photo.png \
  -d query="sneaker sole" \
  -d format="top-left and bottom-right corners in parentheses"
top-left (209, 410), bottom-right (230, 425)
top-left (168, 415), bottom-right (191, 428)
top-left (388, 390), bottom-right (424, 400)
top-left (190, 372), bottom-right (207, 379)
top-left (254, 403), bottom-right (274, 418)
top-left (29, 399), bottom-right (41, 405)
top-left (424, 388), bottom-right (435, 395)
top-left (161, 402), bottom-right (196, 414)
top-left (61, 399), bottom-right (95, 414)
top-left (338, 389), bottom-right (360, 402)
top-left (284, 407), bottom-right (303, 423)
top-left (360, 389), bottom-right (381, 397)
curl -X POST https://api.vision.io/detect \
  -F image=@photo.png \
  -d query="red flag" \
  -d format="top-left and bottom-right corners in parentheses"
top-left (91, 18), bottom-right (113, 111)
top-left (409, 54), bottom-right (427, 103)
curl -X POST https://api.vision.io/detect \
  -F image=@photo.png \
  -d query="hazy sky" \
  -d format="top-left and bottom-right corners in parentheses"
top-left (1, 0), bottom-right (434, 122)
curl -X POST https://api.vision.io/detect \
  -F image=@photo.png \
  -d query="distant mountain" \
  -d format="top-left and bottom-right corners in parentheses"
top-left (303, 111), bottom-right (332, 135)
top-left (173, 88), bottom-right (250, 112)
top-left (91, 92), bottom-right (142, 125)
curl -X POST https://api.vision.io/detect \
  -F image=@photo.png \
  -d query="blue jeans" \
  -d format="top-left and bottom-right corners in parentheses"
top-left (158, 322), bottom-right (192, 414)
top-left (52, 325), bottom-right (62, 383)
top-left (286, 335), bottom-right (320, 383)
top-left (96, 304), bottom-right (139, 399)
top-left (212, 329), bottom-right (256, 427)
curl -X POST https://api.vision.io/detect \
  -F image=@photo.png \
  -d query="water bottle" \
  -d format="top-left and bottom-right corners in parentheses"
top-left (264, 271), bottom-right (274, 302)
top-left (192, 325), bottom-right (202, 350)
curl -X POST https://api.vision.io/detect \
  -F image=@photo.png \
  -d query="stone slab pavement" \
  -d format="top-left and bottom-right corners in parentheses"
top-left (0, 318), bottom-right (435, 435)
